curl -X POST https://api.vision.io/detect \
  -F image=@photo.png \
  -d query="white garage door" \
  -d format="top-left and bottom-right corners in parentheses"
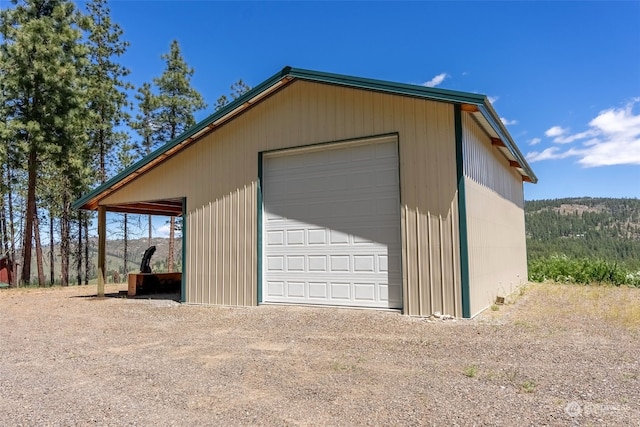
top-left (262, 135), bottom-right (402, 309)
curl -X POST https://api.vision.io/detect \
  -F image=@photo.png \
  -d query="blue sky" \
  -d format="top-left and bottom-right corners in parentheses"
top-left (95, 0), bottom-right (639, 202)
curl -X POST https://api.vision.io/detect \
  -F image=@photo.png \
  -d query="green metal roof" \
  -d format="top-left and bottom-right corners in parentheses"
top-left (73, 66), bottom-right (536, 211)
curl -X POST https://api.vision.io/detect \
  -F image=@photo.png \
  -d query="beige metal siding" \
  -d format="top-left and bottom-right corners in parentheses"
top-left (101, 81), bottom-right (461, 315)
top-left (462, 113), bottom-right (527, 317)
top-left (462, 114), bottom-right (524, 209)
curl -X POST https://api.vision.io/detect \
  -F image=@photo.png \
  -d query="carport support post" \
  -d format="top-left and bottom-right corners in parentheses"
top-left (97, 205), bottom-right (106, 297)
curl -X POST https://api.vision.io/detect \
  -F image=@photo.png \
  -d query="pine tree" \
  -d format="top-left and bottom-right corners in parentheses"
top-left (116, 137), bottom-right (136, 276)
top-left (153, 40), bottom-right (207, 144)
top-left (84, 0), bottom-right (132, 184)
top-left (130, 82), bottom-right (159, 247)
top-left (214, 79), bottom-right (251, 111)
top-left (214, 94), bottom-right (229, 111)
top-left (153, 40), bottom-right (206, 272)
top-left (230, 79), bottom-right (250, 100)
top-left (0, 0), bottom-right (90, 285)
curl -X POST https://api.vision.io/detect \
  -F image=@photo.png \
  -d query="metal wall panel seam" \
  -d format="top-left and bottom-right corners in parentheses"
top-left (416, 207), bottom-right (422, 315)
top-left (451, 203), bottom-right (459, 318)
top-left (257, 153), bottom-right (263, 304)
top-left (181, 197), bottom-right (187, 303)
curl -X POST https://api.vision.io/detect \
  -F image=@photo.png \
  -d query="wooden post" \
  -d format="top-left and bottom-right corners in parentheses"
top-left (97, 205), bottom-right (106, 298)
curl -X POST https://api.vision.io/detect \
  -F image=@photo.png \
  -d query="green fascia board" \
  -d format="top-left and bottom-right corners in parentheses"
top-left (73, 65), bottom-right (535, 210)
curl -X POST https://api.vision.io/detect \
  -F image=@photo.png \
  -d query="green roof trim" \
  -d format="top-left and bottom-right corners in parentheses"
top-left (73, 66), bottom-right (536, 210)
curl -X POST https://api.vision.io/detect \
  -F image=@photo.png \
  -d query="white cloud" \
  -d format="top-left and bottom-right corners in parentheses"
top-left (423, 73), bottom-right (448, 88)
top-left (577, 100), bottom-right (640, 166)
top-left (552, 129), bottom-right (598, 144)
top-left (487, 95), bottom-right (498, 104)
top-left (545, 126), bottom-right (567, 137)
top-left (500, 117), bottom-right (518, 126)
top-left (157, 224), bottom-right (171, 237)
top-left (526, 147), bottom-right (579, 163)
top-left (528, 137), bottom-right (541, 146)
top-left (529, 99), bottom-right (640, 167)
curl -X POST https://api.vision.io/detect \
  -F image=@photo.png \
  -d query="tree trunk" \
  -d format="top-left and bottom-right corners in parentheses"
top-left (123, 213), bottom-right (128, 277)
top-left (84, 217), bottom-right (89, 285)
top-left (21, 148), bottom-right (38, 285)
top-left (99, 127), bottom-right (106, 184)
top-left (77, 216), bottom-right (82, 286)
top-left (7, 165), bottom-right (16, 287)
top-left (1, 187), bottom-right (8, 257)
top-left (49, 210), bottom-right (55, 286)
top-left (60, 191), bottom-right (69, 286)
top-left (34, 207), bottom-right (45, 287)
top-left (168, 216), bottom-right (175, 272)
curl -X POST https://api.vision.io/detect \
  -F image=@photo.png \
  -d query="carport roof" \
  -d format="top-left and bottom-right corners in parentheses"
top-left (73, 66), bottom-right (537, 213)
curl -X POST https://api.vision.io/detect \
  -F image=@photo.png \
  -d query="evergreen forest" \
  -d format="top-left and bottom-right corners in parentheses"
top-left (0, 0), bottom-right (249, 286)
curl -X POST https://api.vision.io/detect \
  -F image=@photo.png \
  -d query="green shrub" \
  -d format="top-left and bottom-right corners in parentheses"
top-left (529, 254), bottom-right (639, 287)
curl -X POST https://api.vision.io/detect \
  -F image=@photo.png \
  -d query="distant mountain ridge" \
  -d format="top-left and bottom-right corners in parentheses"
top-left (525, 197), bottom-right (640, 269)
top-left (25, 237), bottom-right (182, 284)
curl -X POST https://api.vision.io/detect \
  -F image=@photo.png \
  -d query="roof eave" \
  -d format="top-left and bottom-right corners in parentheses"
top-left (478, 101), bottom-right (538, 183)
top-left (73, 66), bottom-right (537, 211)
top-left (72, 66), bottom-right (295, 211)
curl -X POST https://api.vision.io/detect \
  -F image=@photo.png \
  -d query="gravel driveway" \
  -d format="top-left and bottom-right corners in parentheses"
top-left (1, 283), bottom-right (638, 426)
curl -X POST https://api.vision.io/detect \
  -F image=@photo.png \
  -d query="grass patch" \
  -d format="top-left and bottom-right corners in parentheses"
top-left (330, 356), bottom-right (365, 372)
top-left (520, 282), bottom-right (640, 330)
top-left (520, 380), bottom-right (537, 393)
top-left (463, 364), bottom-right (478, 378)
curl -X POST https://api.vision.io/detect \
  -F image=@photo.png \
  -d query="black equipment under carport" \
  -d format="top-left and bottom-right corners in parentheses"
top-left (132, 246), bottom-right (181, 296)
top-left (140, 245), bottom-right (156, 273)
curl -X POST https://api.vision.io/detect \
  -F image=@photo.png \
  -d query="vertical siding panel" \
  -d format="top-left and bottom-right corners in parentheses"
top-left (198, 208), bottom-right (203, 303)
top-left (451, 200), bottom-right (461, 317)
top-left (235, 189), bottom-right (241, 306)
top-left (216, 197), bottom-right (223, 304)
top-left (250, 180), bottom-right (257, 306)
top-left (415, 100), bottom-right (431, 314)
top-left (206, 202), bottom-right (212, 304)
top-left (186, 213), bottom-right (193, 302)
top-left (201, 206), bottom-right (207, 304)
top-left (430, 215), bottom-right (442, 313)
top-left (196, 208), bottom-right (203, 303)
top-left (400, 204), bottom-right (409, 314)
top-left (228, 191), bottom-right (236, 306)
top-left (234, 188), bottom-right (241, 306)
top-left (223, 193), bottom-right (231, 305)
top-left (399, 95), bottom-right (419, 315)
top-left (192, 209), bottom-right (198, 303)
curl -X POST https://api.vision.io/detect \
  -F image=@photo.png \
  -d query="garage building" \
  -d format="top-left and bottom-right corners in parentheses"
top-left (74, 67), bottom-right (537, 318)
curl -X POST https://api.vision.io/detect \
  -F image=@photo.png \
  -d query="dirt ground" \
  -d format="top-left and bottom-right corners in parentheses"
top-left (1, 283), bottom-right (638, 426)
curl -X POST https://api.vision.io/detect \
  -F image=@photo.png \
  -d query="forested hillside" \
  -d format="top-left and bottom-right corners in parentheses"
top-left (525, 197), bottom-right (640, 269)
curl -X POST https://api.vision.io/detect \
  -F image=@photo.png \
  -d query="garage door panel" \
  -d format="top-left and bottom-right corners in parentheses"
top-left (263, 137), bottom-right (402, 309)
top-left (308, 229), bottom-right (327, 244)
